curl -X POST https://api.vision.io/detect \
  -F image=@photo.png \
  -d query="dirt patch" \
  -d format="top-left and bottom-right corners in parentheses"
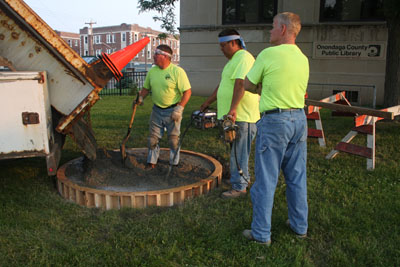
top-left (65, 148), bottom-right (214, 192)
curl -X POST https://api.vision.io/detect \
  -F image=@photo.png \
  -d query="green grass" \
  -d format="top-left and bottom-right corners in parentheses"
top-left (1, 95), bottom-right (399, 266)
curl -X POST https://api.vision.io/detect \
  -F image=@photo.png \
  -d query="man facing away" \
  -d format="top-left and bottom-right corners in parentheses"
top-left (200, 29), bottom-right (260, 198)
top-left (136, 44), bottom-right (192, 168)
top-left (243, 12), bottom-right (310, 246)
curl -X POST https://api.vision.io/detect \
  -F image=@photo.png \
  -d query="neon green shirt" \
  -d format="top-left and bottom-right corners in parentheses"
top-left (216, 49), bottom-right (260, 123)
top-left (246, 44), bottom-right (309, 112)
top-left (144, 63), bottom-right (191, 108)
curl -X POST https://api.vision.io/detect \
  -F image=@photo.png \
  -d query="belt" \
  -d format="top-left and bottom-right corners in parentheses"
top-left (154, 103), bottom-right (178, 109)
top-left (261, 108), bottom-right (302, 116)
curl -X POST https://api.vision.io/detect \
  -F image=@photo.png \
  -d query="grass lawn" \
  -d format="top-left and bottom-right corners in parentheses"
top-left (1, 95), bottom-right (399, 266)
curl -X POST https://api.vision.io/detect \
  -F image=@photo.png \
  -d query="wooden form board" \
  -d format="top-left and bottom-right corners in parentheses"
top-left (56, 149), bottom-right (223, 210)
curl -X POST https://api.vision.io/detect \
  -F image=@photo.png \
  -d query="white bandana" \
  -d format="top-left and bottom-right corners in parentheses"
top-left (218, 35), bottom-right (247, 50)
top-left (155, 49), bottom-right (172, 57)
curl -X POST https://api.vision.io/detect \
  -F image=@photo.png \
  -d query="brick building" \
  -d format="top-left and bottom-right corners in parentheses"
top-left (55, 30), bottom-right (81, 55)
top-left (79, 23), bottom-right (180, 71)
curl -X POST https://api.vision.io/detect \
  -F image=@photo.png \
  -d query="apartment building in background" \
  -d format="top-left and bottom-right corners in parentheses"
top-left (55, 30), bottom-right (81, 55)
top-left (80, 23), bottom-right (180, 71)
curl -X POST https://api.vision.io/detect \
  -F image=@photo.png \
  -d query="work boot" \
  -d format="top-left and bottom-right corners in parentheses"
top-left (145, 163), bottom-right (156, 170)
top-left (286, 219), bottom-right (307, 239)
top-left (221, 189), bottom-right (246, 199)
top-left (242, 229), bottom-right (271, 246)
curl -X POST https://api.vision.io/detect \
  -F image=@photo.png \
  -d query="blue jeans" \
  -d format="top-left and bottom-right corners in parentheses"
top-left (147, 105), bottom-right (181, 165)
top-left (250, 109), bottom-right (308, 243)
top-left (230, 121), bottom-right (257, 191)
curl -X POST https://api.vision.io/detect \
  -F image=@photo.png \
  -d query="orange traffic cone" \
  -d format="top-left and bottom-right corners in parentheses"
top-left (100, 37), bottom-right (150, 80)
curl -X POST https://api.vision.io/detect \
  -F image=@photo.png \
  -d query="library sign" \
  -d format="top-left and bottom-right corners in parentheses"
top-left (313, 42), bottom-right (386, 60)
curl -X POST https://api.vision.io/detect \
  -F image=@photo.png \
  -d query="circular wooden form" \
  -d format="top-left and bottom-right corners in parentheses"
top-left (56, 148), bottom-right (222, 210)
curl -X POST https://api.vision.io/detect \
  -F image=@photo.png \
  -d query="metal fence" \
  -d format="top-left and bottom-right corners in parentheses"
top-left (307, 83), bottom-right (376, 108)
top-left (99, 71), bottom-right (147, 96)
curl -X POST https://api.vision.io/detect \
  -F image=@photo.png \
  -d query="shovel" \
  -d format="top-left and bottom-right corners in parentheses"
top-left (121, 93), bottom-right (140, 163)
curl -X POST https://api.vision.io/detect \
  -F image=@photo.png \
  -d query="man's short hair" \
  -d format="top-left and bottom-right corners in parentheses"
top-left (157, 44), bottom-right (173, 58)
top-left (218, 28), bottom-right (243, 48)
top-left (275, 12), bottom-right (302, 37)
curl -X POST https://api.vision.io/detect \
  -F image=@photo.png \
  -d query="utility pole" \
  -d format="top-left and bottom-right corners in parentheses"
top-left (85, 20), bottom-right (96, 56)
top-left (142, 32), bottom-right (151, 71)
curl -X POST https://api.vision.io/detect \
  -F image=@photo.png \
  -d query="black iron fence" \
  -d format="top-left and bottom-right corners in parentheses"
top-left (99, 71), bottom-right (147, 96)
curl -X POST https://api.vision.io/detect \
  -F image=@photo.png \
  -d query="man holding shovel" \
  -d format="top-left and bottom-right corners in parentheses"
top-left (136, 44), bottom-right (192, 169)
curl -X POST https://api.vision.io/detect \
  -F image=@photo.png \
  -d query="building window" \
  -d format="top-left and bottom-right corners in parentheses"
top-left (84, 36), bottom-right (88, 44)
top-left (147, 50), bottom-right (151, 59)
top-left (122, 33), bottom-right (126, 42)
top-left (222, 0), bottom-right (277, 24)
top-left (106, 34), bottom-right (116, 43)
top-left (134, 33), bottom-right (138, 42)
top-left (94, 35), bottom-right (101, 44)
top-left (320, 0), bottom-right (384, 22)
top-left (106, 48), bottom-right (112, 54)
top-left (333, 90), bottom-right (358, 103)
top-left (84, 50), bottom-right (89, 56)
top-left (95, 49), bottom-right (101, 56)
top-left (67, 40), bottom-right (72, 47)
top-left (75, 40), bottom-right (78, 46)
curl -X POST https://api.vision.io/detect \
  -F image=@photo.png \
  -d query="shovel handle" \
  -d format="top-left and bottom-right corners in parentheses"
top-left (128, 105), bottom-right (138, 129)
top-left (128, 93), bottom-right (140, 129)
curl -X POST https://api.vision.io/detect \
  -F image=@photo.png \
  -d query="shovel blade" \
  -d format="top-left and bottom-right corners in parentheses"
top-left (165, 164), bottom-right (173, 179)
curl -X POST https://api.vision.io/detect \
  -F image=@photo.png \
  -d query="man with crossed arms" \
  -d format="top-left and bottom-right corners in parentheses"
top-left (243, 12), bottom-right (309, 246)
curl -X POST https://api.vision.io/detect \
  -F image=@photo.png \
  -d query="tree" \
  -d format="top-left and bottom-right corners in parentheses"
top-left (383, 0), bottom-right (400, 107)
top-left (137, 0), bottom-right (179, 34)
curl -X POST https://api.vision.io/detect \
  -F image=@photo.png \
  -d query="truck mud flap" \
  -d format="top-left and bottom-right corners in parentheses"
top-left (46, 130), bottom-right (64, 176)
top-left (68, 117), bottom-right (98, 161)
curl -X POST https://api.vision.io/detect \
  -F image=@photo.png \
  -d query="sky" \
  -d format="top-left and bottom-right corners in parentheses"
top-left (23, 0), bottom-right (180, 33)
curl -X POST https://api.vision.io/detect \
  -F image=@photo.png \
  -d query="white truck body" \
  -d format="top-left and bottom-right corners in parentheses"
top-left (0, 71), bottom-right (54, 158)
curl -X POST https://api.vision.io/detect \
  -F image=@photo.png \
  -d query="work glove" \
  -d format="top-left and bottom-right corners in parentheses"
top-left (133, 95), bottom-right (144, 108)
top-left (171, 105), bottom-right (184, 122)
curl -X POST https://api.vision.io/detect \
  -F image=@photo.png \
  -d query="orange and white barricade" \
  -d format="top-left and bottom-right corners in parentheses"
top-left (326, 105), bottom-right (400, 170)
top-left (307, 91), bottom-right (350, 147)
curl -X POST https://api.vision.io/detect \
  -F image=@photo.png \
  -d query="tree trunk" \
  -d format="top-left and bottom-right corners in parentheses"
top-left (383, 16), bottom-right (400, 107)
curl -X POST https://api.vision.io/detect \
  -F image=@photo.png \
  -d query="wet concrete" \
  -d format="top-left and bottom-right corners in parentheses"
top-left (64, 148), bottom-right (214, 192)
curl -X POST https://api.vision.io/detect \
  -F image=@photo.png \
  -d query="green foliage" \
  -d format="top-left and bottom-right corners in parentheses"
top-left (158, 33), bottom-right (167, 39)
top-left (1, 96), bottom-right (399, 266)
top-left (384, 0), bottom-right (400, 19)
top-left (137, 0), bottom-right (178, 34)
